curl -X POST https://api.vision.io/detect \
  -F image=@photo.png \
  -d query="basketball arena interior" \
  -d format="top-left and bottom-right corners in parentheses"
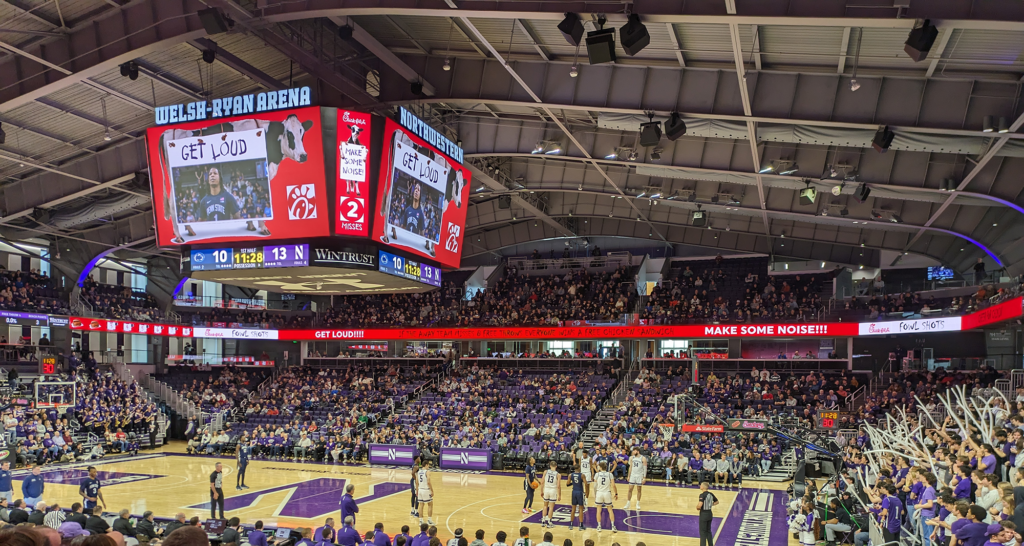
top-left (4, 1), bottom-right (1024, 545)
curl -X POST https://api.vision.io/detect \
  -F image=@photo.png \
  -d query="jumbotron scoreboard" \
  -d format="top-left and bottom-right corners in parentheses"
top-left (190, 244), bottom-right (310, 271)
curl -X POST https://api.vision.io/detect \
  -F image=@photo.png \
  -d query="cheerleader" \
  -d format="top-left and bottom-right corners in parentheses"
top-left (788, 502), bottom-right (817, 546)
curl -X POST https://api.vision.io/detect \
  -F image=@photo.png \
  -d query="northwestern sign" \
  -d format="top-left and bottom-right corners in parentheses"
top-left (312, 248), bottom-right (376, 268)
top-left (154, 87), bottom-right (312, 125)
top-left (368, 444), bottom-right (418, 466)
top-left (398, 107), bottom-right (464, 164)
top-left (440, 447), bottom-right (492, 471)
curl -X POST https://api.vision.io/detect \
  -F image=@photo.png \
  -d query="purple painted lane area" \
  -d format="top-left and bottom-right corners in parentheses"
top-left (16, 468), bottom-right (161, 487)
top-left (524, 506), bottom-right (719, 537)
top-left (188, 479), bottom-right (412, 519)
top-left (716, 489), bottom-right (791, 546)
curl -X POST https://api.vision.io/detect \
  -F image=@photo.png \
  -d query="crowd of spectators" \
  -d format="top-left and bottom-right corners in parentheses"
top-left (320, 284), bottom-right (465, 328)
top-left (185, 309), bottom-right (312, 330)
top-left (0, 268), bottom-right (68, 315)
top-left (641, 267), bottom-right (828, 325)
top-left (160, 367), bottom-right (266, 414)
top-left (80, 277), bottom-right (162, 322)
top-left (380, 361), bottom-right (613, 455)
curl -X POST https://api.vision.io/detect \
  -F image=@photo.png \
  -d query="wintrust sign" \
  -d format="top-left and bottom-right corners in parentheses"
top-left (858, 317), bottom-right (962, 336)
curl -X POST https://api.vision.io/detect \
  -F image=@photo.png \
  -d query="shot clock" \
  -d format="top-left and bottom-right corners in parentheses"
top-left (39, 356), bottom-right (57, 375)
top-left (817, 410), bottom-right (839, 430)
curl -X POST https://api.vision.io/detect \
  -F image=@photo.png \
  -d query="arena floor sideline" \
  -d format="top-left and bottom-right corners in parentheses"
top-left (10, 442), bottom-right (795, 546)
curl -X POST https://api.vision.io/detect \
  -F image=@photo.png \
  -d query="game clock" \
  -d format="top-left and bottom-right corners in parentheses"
top-left (39, 356), bottom-right (57, 375)
top-left (818, 410), bottom-right (839, 430)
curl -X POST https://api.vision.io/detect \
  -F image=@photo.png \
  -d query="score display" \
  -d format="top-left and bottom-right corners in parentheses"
top-left (818, 410), bottom-right (839, 430)
top-left (379, 250), bottom-right (442, 288)
top-left (191, 244), bottom-right (309, 271)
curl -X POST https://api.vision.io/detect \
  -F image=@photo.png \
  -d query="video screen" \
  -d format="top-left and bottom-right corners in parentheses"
top-left (146, 106), bottom-right (330, 246)
top-left (927, 266), bottom-right (955, 281)
top-left (372, 118), bottom-right (471, 269)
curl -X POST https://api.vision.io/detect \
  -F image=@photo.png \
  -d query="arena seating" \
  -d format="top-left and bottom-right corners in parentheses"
top-left (80, 276), bottom-right (163, 322)
top-left (0, 268), bottom-right (68, 315)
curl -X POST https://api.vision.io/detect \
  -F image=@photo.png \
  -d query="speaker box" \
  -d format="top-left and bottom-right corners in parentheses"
top-left (585, 29), bottom-right (617, 65)
top-left (904, 19), bottom-right (938, 62)
top-left (639, 122), bottom-right (661, 147)
top-left (557, 13), bottom-right (584, 47)
top-left (619, 14), bottom-right (650, 56)
top-left (664, 112), bottom-right (687, 141)
top-left (691, 211), bottom-right (706, 227)
top-left (853, 183), bottom-right (871, 203)
top-left (872, 126), bottom-right (895, 153)
top-left (198, 8), bottom-right (231, 35)
top-left (497, 195), bottom-right (511, 209)
top-left (799, 187), bottom-right (817, 206)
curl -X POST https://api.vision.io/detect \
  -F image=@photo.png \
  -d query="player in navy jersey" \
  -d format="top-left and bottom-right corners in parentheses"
top-left (403, 181), bottom-right (425, 236)
top-left (197, 167), bottom-right (241, 222)
top-left (236, 439), bottom-right (252, 490)
top-left (567, 465), bottom-right (587, 531)
top-left (79, 466), bottom-right (105, 511)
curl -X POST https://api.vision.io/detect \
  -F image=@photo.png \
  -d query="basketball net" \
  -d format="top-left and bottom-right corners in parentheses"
top-left (656, 423), bottom-right (674, 441)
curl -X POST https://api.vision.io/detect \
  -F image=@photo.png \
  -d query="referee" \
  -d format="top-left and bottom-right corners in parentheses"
top-left (210, 462), bottom-right (225, 519)
top-left (696, 482), bottom-right (718, 546)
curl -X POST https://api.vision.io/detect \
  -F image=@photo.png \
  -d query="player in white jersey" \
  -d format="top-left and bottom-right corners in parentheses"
top-left (593, 461), bottom-right (618, 533)
top-left (623, 447), bottom-right (648, 511)
top-left (540, 461), bottom-right (561, 528)
top-left (577, 450), bottom-right (593, 503)
top-left (417, 459), bottom-right (435, 525)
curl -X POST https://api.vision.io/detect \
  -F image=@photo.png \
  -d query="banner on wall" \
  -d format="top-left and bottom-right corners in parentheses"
top-left (69, 318), bottom-right (192, 338)
top-left (368, 444), bottom-right (418, 466)
top-left (680, 424), bottom-right (725, 433)
top-left (440, 447), bottom-right (492, 470)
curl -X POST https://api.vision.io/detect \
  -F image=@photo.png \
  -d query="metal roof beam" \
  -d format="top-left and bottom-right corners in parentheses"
top-left (133, 59), bottom-right (206, 101)
top-left (467, 163), bottom-right (575, 237)
top-left (188, 38), bottom-right (287, 91)
top-left (728, 20), bottom-right (771, 235)
top-left (2, 0), bottom-right (63, 31)
top-left (0, 173), bottom-right (137, 226)
top-left (513, 19), bottom-right (550, 62)
top-left (329, 16), bottom-right (436, 96)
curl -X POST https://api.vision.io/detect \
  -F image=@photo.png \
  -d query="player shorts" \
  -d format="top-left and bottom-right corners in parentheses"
top-left (418, 488), bottom-right (432, 503)
top-left (595, 491), bottom-right (613, 506)
top-left (628, 475), bottom-right (644, 485)
top-left (582, 471), bottom-right (593, 483)
top-left (571, 491), bottom-right (585, 506)
top-left (542, 487), bottom-right (558, 502)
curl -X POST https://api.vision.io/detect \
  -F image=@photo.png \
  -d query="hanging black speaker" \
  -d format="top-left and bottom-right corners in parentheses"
top-left (497, 195), bottom-right (512, 209)
top-left (664, 112), bottom-right (687, 141)
top-left (619, 14), bottom-right (650, 56)
top-left (198, 8), bottom-right (232, 35)
top-left (585, 29), bottom-right (616, 65)
top-left (904, 19), bottom-right (938, 62)
top-left (558, 13), bottom-right (584, 47)
top-left (872, 126), bottom-right (895, 153)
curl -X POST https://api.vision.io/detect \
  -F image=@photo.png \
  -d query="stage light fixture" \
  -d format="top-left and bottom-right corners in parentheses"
top-left (889, 212), bottom-right (904, 224)
top-left (983, 116), bottom-right (994, 133)
top-left (443, 58), bottom-right (451, 71)
top-left (872, 126), bottom-right (895, 153)
top-left (904, 19), bottom-right (938, 62)
top-left (411, 81), bottom-right (424, 96)
top-left (799, 184), bottom-right (817, 206)
top-left (650, 148), bottom-right (662, 160)
top-left (778, 162), bottom-right (799, 176)
top-left (998, 117), bottom-right (1009, 133)
top-left (853, 182), bottom-right (871, 203)
top-left (627, 150), bottom-right (638, 161)
top-left (850, 79), bottom-right (861, 92)
top-left (569, 65), bottom-right (578, 78)
top-left (664, 112), bottom-right (687, 141)
top-left (619, 13), bottom-right (650, 56)
top-left (691, 206), bottom-right (707, 227)
top-left (337, 25), bottom-right (353, 40)
top-left (202, 49), bottom-right (216, 64)
top-left (758, 162), bottom-right (776, 174)
top-left (558, 12), bottom-right (584, 46)
top-left (119, 62), bottom-right (139, 81)
top-left (831, 182), bottom-right (844, 197)
top-left (198, 8), bottom-right (233, 35)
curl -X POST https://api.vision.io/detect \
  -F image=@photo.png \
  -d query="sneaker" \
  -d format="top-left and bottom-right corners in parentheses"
top-left (411, 510), bottom-right (416, 516)
top-left (635, 502), bottom-right (640, 511)
top-left (611, 526), bottom-right (617, 533)
top-left (522, 508), bottom-right (530, 514)
top-left (242, 485), bottom-right (249, 489)
top-left (419, 519), bottom-right (424, 525)
top-left (596, 526), bottom-right (602, 533)
top-left (580, 524), bottom-right (586, 531)
top-left (236, 486), bottom-right (242, 490)
top-left (623, 501), bottom-right (630, 510)
top-left (428, 519), bottom-right (434, 525)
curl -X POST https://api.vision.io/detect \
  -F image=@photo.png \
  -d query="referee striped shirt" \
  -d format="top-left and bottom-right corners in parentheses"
top-left (44, 509), bottom-right (66, 530)
top-left (699, 491), bottom-right (717, 512)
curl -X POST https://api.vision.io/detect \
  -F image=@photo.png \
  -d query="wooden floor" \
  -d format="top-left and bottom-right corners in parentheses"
top-left (13, 442), bottom-right (795, 546)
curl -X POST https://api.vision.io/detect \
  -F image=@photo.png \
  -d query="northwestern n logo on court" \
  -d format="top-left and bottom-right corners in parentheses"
top-left (187, 478), bottom-right (411, 519)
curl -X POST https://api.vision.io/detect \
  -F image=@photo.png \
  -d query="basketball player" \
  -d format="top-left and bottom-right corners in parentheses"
top-left (567, 464), bottom-right (586, 531)
top-left (577, 449), bottom-right (593, 505)
top-left (237, 439), bottom-right (252, 490)
top-left (410, 462), bottom-right (419, 517)
top-left (540, 461), bottom-right (561, 529)
top-left (623, 447), bottom-right (647, 511)
top-left (593, 461), bottom-right (618, 533)
top-left (417, 459), bottom-right (435, 525)
top-left (79, 466), bottom-right (105, 511)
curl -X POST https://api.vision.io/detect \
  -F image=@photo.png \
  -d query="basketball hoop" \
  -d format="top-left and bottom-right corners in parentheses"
top-left (656, 423), bottom-right (675, 441)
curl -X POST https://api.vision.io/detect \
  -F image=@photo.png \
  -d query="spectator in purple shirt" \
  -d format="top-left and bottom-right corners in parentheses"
top-left (917, 472), bottom-right (939, 546)
top-left (248, 520), bottom-right (270, 546)
top-left (954, 506), bottom-right (991, 546)
top-left (954, 465), bottom-right (974, 501)
top-left (373, 523), bottom-right (391, 546)
top-left (410, 524), bottom-right (430, 546)
top-left (314, 518), bottom-right (337, 544)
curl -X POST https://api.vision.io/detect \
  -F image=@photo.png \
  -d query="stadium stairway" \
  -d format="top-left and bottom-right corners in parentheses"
top-left (579, 407), bottom-right (617, 450)
top-left (756, 447), bottom-right (798, 482)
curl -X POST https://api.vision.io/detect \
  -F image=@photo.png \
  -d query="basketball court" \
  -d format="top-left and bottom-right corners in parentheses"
top-left (9, 443), bottom-right (794, 546)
